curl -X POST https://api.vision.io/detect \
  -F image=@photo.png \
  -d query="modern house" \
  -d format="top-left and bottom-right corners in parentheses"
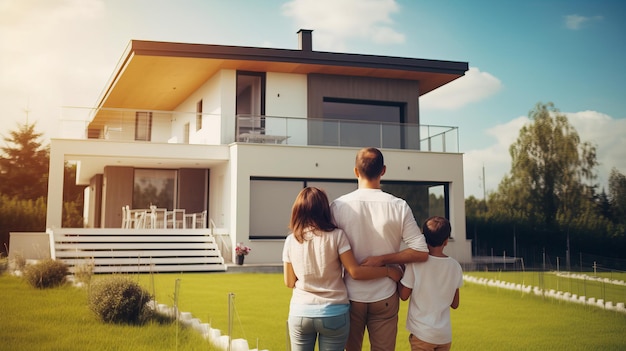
top-left (40, 29), bottom-right (471, 272)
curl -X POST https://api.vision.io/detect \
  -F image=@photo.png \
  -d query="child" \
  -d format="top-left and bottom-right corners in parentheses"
top-left (283, 187), bottom-right (402, 351)
top-left (398, 216), bottom-right (463, 351)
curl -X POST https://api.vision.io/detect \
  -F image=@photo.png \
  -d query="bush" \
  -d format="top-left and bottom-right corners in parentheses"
top-left (23, 259), bottom-right (68, 288)
top-left (88, 276), bottom-right (153, 324)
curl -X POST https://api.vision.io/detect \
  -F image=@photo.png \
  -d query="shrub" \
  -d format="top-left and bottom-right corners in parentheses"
top-left (23, 259), bottom-right (68, 288)
top-left (89, 276), bottom-right (153, 324)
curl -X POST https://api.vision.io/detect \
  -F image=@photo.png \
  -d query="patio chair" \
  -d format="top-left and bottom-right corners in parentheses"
top-left (195, 210), bottom-right (207, 229)
top-left (167, 209), bottom-right (186, 229)
top-left (134, 210), bottom-right (147, 229)
top-left (151, 208), bottom-right (168, 229)
top-left (122, 205), bottom-right (136, 229)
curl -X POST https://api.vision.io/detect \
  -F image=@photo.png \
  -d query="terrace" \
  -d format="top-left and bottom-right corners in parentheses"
top-left (59, 107), bottom-right (459, 153)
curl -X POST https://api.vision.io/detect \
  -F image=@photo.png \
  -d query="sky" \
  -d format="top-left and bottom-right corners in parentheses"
top-left (1, 0), bottom-right (625, 199)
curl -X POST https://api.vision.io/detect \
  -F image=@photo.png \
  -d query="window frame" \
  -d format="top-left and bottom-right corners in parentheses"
top-left (134, 111), bottom-right (152, 141)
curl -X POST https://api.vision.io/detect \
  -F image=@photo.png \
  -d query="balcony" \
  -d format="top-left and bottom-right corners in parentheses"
top-left (59, 107), bottom-right (459, 153)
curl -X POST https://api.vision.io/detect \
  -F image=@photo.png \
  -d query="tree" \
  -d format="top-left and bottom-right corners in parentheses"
top-left (608, 168), bottom-right (626, 224)
top-left (495, 102), bottom-right (598, 228)
top-left (0, 122), bottom-right (49, 200)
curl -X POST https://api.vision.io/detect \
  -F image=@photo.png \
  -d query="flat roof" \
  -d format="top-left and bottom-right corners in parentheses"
top-left (96, 37), bottom-right (468, 111)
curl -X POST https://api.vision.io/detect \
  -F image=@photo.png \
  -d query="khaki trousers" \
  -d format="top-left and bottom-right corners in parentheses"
top-left (346, 292), bottom-right (399, 351)
top-left (409, 333), bottom-right (452, 351)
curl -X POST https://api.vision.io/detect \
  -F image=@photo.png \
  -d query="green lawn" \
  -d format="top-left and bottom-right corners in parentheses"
top-left (0, 275), bottom-right (208, 351)
top-left (2, 272), bottom-right (625, 351)
top-left (139, 272), bottom-right (626, 351)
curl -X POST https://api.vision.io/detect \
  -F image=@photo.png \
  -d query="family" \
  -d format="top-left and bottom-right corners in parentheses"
top-left (282, 147), bottom-right (464, 351)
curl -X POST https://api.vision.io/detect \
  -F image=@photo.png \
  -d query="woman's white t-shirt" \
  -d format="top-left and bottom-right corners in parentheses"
top-left (282, 228), bottom-right (352, 317)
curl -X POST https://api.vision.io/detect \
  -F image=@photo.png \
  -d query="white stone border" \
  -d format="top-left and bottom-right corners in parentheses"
top-left (463, 275), bottom-right (626, 313)
top-left (553, 271), bottom-right (626, 286)
top-left (153, 302), bottom-right (269, 351)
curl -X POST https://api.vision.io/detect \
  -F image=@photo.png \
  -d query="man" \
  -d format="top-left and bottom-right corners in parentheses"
top-left (331, 147), bottom-right (428, 351)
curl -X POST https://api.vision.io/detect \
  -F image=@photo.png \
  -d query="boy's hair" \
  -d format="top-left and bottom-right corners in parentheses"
top-left (289, 187), bottom-right (337, 243)
top-left (422, 216), bottom-right (451, 247)
top-left (356, 147), bottom-right (384, 180)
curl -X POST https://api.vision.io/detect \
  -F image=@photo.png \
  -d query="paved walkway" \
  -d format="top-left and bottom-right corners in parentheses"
top-left (224, 263), bottom-right (283, 273)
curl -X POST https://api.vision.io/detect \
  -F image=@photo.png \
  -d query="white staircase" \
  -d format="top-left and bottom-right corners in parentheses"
top-left (50, 228), bottom-right (226, 273)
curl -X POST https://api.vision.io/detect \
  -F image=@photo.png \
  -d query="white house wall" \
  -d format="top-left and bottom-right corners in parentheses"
top-left (265, 72), bottom-right (308, 145)
top-left (220, 70), bottom-right (237, 144)
top-left (170, 71), bottom-right (222, 145)
top-left (266, 72), bottom-right (307, 118)
top-left (230, 144), bottom-right (471, 264)
top-left (151, 112), bottom-right (174, 142)
top-left (383, 150), bottom-right (471, 262)
top-left (208, 161), bottom-right (230, 228)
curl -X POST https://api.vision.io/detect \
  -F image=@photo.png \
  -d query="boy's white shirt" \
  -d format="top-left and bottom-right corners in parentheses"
top-left (400, 255), bottom-right (463, 344)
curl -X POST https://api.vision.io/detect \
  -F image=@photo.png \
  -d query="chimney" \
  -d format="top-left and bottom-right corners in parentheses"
top-left (298, 29), bottom-right (313, 52)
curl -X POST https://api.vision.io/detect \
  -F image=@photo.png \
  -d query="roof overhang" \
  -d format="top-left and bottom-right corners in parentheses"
top-left (95, 39), bottom-right (469, 113)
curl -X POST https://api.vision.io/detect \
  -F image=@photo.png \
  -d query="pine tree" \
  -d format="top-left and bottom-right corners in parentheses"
top-left (0, 122), bottom-right (49, 200)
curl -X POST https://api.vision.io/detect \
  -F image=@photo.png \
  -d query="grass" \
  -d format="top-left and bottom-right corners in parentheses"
top-left (0, 275), bottom-right (209, 351)
top-left (2, 272), bottom-right (625, 350)
top-left (465, 271), bottom-right (626, 305)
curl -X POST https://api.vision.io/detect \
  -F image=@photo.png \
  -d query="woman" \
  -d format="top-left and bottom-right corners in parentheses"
top-left (282, 187), bottom-right (402, 351)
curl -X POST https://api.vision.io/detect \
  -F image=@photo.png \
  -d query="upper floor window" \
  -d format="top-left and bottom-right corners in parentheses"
top-left (320, 98), bottom-right (406, 148)
top-left (196, 99), bottom-right (203, 131)
top-left (323, 98), bottom-right (404, 124)
top-left (236, 72), bottom-right (266, 136)
top-left (236, 72), bottom-right (265, 116)
top-left (135, 112), bottom-right (152, 141)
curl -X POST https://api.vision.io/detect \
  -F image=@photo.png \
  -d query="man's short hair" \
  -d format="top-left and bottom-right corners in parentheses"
top-left (422, 216), bottom-right (451, 247)
top-left (356, 147), bottom-right (384, 180)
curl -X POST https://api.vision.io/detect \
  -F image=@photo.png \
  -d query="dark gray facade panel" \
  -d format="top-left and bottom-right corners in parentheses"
top-left (307, 74), bottom-right (420, 124)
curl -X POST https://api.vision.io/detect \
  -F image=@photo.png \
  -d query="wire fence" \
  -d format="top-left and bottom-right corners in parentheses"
top-left (464, 250), bottom-right (626, 275)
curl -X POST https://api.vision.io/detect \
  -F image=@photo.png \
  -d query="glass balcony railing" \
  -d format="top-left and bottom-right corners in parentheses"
top-left (58, 107), bottom-right (459, 153)
top-left (235, 115), bottom-right (458, 152)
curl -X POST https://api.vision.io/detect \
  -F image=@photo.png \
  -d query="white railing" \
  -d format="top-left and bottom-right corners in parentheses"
top-left (235, 114), bottom-right (459, 152)
top-left (58, 107), bottom-right (459, 153)
top-left (211, 218), bottom-right (233, 263)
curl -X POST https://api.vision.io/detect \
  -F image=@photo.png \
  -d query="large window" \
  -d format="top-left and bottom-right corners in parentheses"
top-left (320, 98), bottom-right (405, 148)
top-left (249, 178), bottom-right (356, 239)
top-left (133, 169), bottom-right (177, 210)
top-left (236, 71), bottom-right (266, 135)
top-left (382, 182), bottom-right (450, 235)
top-left (248, 178), bottom-right (448, 239)
top-left (135, 112), bottom-right (152, 141)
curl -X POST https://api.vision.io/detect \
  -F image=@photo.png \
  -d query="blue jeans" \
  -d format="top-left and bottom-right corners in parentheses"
top-left (288, 311), bottom-right (350, 351)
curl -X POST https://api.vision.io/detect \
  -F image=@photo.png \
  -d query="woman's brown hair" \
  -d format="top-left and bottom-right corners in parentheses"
top-left (289, 187), bottom-right (337, 243)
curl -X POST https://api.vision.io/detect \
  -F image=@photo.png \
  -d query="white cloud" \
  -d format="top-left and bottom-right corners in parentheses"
top-left (564, 14), bottom-right (603, 30)
top-left (420, 67), bottom-right (502, 110)
top-left (462, 110), bottom-right (626, 198)
top-left (565, 110), bottom-right (626, 190)
top-left (282, 0), bottom-right (404, 51)
top-left (463, 116), bottom-right (527, 198)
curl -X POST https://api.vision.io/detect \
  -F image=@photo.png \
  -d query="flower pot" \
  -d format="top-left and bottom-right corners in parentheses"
top-left (236, 255), bottom-right (245, 265)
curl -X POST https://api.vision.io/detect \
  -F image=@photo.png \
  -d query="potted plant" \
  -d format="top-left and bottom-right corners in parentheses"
top-left (235, 242), bottom-right (251, 265)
